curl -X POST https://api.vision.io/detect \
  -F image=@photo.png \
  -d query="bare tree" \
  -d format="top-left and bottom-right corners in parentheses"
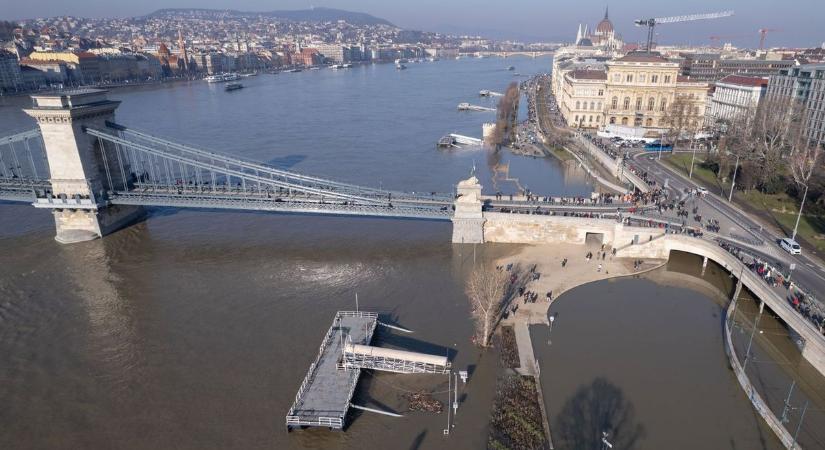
top-left (492, 82), bottom-right (521, 146)
top-left (789, 142), bottom-right (823, 240)
top-left (465, 265), bottom-right (509, 347)
top-left (749, 96), bottom-right (804, 188)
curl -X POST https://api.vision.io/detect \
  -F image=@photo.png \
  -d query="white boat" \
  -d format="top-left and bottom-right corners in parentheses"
top-left (330, 64), bottom-right (344, 69)
top-left (479, 90), bottom-right (490, 97)
top-left (342, 63), bottom-right (353, 68)
top-left (223, 73), bottom-right (241, 81)
top-left (396, 63), bottom-right (407, 70)
top-left (205, 74), bottom-right (225, 83)
top-left (394, 58), bottom-right (408, 64)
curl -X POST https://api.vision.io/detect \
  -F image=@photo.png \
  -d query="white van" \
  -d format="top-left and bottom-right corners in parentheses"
top-left (780, 238), bottom-right (802, 255)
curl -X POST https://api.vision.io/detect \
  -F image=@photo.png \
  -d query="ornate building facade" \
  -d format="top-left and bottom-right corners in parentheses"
top-left (556, 52), bottom-right (710, 133)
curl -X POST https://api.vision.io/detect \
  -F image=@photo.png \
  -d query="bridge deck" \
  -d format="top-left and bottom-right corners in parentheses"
top-left (286, 311), bottom-right (377, 430)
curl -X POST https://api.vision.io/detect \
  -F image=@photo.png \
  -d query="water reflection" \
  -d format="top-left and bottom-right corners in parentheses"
top-left (56, 238), bottom-right (143, 393)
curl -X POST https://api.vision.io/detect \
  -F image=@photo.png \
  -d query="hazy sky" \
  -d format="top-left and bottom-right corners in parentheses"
top-left (6, 0), bottom-right (824, 48)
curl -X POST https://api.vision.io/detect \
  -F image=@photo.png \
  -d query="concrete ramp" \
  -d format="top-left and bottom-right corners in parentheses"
top-left (343, 343), bottom-right (450, 374)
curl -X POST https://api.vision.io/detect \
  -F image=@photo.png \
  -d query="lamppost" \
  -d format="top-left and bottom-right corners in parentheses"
top-left (728, 153), bottom-right (740, 202)
top-left (657, 130), bottom-right (664, 160)
top-left (791, 183), bottom-right (809, 242)
top-left (689, 125), bottom-right (699, 179)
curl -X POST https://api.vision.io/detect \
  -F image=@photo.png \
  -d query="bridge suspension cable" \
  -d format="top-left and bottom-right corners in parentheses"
top-left (104, 122), bottom-right (453, 203)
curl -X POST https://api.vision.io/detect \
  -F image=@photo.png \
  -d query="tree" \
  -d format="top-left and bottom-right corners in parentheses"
top-left (492, 82), bottom-right (520, 146)
top-left (789, 142), bottom-right (823, 240)
top-left (465, 265), bottom-right (509, 347)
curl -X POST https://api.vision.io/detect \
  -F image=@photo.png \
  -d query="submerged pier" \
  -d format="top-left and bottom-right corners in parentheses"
top-left (286, 311), bottom-right (450, 431)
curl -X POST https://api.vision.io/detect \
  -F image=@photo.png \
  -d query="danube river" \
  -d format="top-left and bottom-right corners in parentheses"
top-left (0, 56), bottom-right (795, 449)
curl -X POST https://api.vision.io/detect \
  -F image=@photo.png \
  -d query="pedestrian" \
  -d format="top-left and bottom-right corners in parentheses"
top-left (597, 263), bottom-right (602, 273)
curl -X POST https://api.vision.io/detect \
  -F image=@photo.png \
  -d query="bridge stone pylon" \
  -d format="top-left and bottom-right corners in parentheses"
top-left (24, 89), bottom-right (143, 244)
top-left (451, 176), bottom-right (485, 244)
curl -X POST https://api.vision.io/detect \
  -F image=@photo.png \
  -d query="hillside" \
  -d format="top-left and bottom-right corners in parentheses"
top-left (145, 7), bottom-right (395, 27)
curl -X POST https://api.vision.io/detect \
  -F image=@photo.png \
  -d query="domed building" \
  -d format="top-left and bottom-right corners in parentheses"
top-left (574, 7), bottom-right (623, 53)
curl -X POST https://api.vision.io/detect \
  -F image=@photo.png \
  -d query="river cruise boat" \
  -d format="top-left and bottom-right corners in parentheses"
top-left (225, 82), bottom-right (243, 91)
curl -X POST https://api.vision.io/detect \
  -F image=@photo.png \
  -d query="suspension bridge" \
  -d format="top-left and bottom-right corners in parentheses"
top-left (0, 89), bottom-right (644, 245)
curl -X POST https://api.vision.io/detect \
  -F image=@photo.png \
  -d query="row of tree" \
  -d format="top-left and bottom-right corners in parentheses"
top-left (676, 95), bottom-right (823, 227)
top-left (488, 82), bottom-right (520, 147)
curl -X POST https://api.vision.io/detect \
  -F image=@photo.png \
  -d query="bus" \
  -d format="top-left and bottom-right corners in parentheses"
top-left (644, 141), bottom-right (673, 152)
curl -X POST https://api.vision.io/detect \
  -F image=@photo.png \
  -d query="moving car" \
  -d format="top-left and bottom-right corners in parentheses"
top-left (780, 237), bottom-right (802, 255)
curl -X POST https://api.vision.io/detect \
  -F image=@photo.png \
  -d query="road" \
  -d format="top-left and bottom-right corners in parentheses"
top-left (630, 149), bottom-right (825, 300)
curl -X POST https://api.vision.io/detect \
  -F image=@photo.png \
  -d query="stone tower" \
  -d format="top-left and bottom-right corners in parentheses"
top-left (451, 176), bottom-right (486, 244)
top-left (24, 89), bottom-right (143, 244)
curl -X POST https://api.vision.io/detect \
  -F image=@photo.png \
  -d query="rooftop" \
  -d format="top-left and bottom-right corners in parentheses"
top-left (616, 52), bottom-right (670, 63)
top-left (717, 74), bottom-right (769, 87)
top-left (570, 69), bottom-right (607, 80)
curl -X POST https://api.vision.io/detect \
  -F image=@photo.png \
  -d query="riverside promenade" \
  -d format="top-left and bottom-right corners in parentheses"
top-left (499, 243), bottom-right (664, 372)
top-left (497, 242), bottom-right (666, 450)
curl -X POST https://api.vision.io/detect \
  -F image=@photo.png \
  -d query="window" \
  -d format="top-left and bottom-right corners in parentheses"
top-left (576, 101), bottom-right (580, 109)
top-left (660, 98), bottom-right (667, 112)
top-left (609, 117), bottom-right (616, 124)
top-left (651, 74), bottom-right (659, 83)
top-left (635, 97), bottom-right (642, 110)
top-left (597, 102), bottom-right (602, 110)
top-left (626, 74), bottom-right (633, 82)
top-left (590, 101), bottom-right (595, 110)
top-left (589, 115), bottom-right (593, 122)
top-left (646, 118), bottom-right (653, 127)
top-left (664, 75), bottom-right (671, 83)
top-left (574, 115), bottom-right (578, 122)
top-left (648, 97), bottom-right (655, 111)
top-left (621, 117), bottom-right (629, 125)
top-left (597, 116), bottom-right (601, 122)
top-left (639, 74), bottom-right (646, 82)
top-left (624, 97), bottom-right (630, 109)
top-left (598, 89), bottom-right (604, 96)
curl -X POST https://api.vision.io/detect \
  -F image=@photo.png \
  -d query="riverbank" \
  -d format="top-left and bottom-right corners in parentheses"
top-left (491, 242), bottom-right (665, 449)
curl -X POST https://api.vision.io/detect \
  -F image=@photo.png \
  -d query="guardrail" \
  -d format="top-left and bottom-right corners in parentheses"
top-left (725, 299), bottom-right (800, 449)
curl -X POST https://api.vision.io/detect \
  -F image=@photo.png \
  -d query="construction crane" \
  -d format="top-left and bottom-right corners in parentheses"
top-left (758, 28), bottom-right (781, 50)
top-left (709, 34), bottom-right (749, 46)
top-left (635, 10), bottom-right (735, 52)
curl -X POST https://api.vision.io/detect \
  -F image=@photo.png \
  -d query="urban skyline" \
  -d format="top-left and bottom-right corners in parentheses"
top-left (6, 0), bottom-right (825, 47)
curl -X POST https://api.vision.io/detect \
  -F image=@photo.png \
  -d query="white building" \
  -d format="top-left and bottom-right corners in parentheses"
top-left (705, 75), bottom-right (768, 127)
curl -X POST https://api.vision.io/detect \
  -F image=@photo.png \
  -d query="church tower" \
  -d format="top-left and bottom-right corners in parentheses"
top-left (177, 29), bottom-right (188, 72)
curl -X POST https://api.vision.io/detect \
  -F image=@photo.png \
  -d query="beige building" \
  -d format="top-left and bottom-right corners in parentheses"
top-left (555, 52), bottom-right (710, 133)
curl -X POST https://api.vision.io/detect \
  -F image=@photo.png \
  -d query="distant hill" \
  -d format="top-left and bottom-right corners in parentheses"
top-left (145, 7), bottom-right (395, 27)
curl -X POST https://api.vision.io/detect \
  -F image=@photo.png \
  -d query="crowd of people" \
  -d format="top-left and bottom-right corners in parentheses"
top-left (580, 132), bottom-right (623, 160)
top-left (719, 240), bottom-right (825, 336)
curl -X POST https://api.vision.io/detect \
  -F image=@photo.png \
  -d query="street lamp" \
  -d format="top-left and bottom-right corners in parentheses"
top-left (728, 153), bottom-right (740, 202)
top-left (689, 126), bottom-right (699, 179)
top-left (657, 130), bottom-right (664, 161)
top-left (791, 183), bottom-right (809, 242)
top-left (547, 314), bottom-right (556, 345)
top-left (601, 431), bottom-right (614, 449)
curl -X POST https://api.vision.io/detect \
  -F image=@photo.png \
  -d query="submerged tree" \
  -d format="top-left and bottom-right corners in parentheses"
top-left (465, 265), bottom-right (509, 347)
